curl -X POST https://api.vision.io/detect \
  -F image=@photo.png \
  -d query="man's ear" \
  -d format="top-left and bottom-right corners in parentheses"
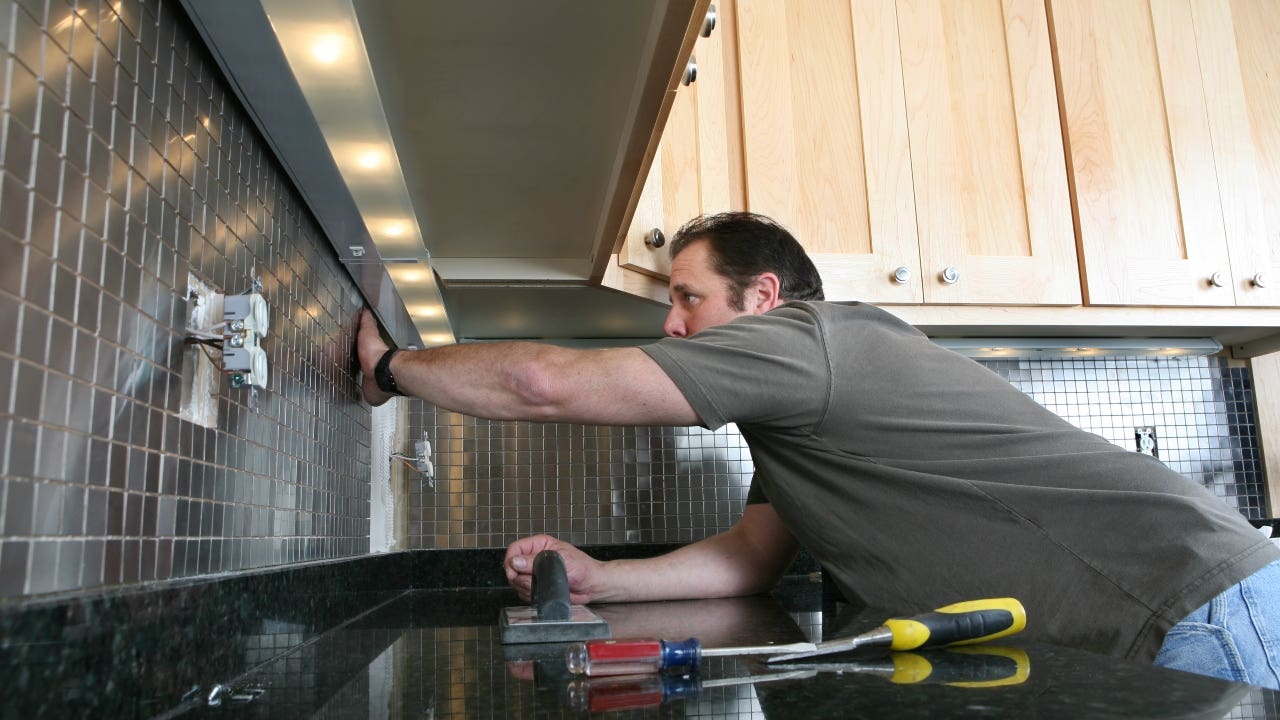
top-left (748, 272), bottom-right (783, 313)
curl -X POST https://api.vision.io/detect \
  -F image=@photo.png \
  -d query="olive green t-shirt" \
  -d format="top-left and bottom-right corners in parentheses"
top-left (640, 301), bottom-right (1279, 661)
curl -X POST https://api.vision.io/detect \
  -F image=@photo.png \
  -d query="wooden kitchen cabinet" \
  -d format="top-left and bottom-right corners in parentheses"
top-left (618, 1), bottom-right (739, 281)
top-left (898, 0), bottom-right (1080, 305)
top-left (735, 0), bottom-right (922, 303)
top-left (603, 0), bottom-right (1280, 354)
top-left (1193, 0), bottom-right (1280, 307)
top-left (1050, 0), bottom-right (1280, 308)
top-left (733, 0), bottom-right (1080, 305)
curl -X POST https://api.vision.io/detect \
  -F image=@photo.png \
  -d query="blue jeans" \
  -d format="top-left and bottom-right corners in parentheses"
top-left (1154, 559), bottom-right (1280, 690)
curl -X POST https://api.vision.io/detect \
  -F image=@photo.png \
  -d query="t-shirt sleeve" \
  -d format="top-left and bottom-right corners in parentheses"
top-left (639, 304), bottom-right (833, 431)
top-left (745, 476), bottom-right (769, 505)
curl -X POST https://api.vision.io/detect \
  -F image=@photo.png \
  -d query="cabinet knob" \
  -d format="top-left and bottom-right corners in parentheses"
top-left (891, 266), bottom-right (911, 284)
top-left (644, 228), bottom-right (666, 249)
top-left (1253, 272), bottom-right (1269, 288)
top-left (940, 266), bottom-right (959, 284)
top-left (701, 4), bottom-right (718, 37)
top-left (1208, 272), bottom-right (1225, 288)
top-left (683, 56), bottom-right (698, 86)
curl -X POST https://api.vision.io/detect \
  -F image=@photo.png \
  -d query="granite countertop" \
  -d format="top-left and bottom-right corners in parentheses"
top-left (172, 586), bottom-right (1273, 720)
top-left (5, 549), bottom-right (1280, 718)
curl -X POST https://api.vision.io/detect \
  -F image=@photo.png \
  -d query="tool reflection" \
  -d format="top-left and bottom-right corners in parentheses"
top-left (509, 645), bottom-right (1030, 713)
top-left (774, 646), bottom-right (1031, 688)
top-left (565, 669), bottom-right (817, 713)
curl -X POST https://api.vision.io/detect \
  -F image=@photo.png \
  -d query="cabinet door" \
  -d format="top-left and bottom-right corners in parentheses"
top-left (619, 9), bottom-right (735, 281)
top-left (1194, 0), bottom-right (1280, 307)
top-left (736, 0), bottom-right (923, 303)
top-left (898, 0), bottom-right (1080, 305)
top-left (1051, 0), bottom-right (1235, 306)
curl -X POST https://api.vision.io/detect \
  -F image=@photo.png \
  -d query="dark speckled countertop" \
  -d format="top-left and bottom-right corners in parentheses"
top-left (5, 548), bottom-right (1280, 719)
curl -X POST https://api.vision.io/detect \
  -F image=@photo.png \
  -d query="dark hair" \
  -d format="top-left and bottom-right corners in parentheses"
top-left (669, 212), bottom-right (824, 308)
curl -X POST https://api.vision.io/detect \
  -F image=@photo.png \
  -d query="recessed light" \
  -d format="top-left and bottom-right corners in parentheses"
top-left (311, 34), bottom-right (344, 64)
top-left (382, 222), bottom-right (408, 237)
top-left (425, 333), bottom-right (453, 344)
top-left (355, 149), bottom-right (385, 170)
top-left (411, 305), bottom-right (440, 317)
top-left (392, 268), bottom-right (428, 283)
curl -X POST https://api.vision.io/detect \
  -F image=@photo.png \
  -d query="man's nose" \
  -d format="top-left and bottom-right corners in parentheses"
top-left (663, 308), bottom-right (687, 338)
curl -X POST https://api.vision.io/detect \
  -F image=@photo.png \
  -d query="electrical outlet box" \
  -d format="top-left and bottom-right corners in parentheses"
top-left (223, 294), bottom-right (270, 336)
top-left (222, 293), bottom-right (270, 389)
top-left (414, 432), bottom-right (435, 481)
top-left (1135, 427), bottom-right (1158, 457)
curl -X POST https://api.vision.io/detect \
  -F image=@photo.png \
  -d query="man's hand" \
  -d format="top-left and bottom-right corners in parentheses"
top-left (504, 534), bottom-right (604, 605)
top-left (358, 309), bottom-right (395, 406)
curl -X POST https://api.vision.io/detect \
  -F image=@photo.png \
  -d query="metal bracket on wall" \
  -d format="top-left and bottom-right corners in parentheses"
top-left (1233, 332), bottom-right (1280, 359)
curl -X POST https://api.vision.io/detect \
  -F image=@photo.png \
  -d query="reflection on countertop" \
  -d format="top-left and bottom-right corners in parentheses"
top-left (5, 550), bottom-right (1280, 719)
top-left (174, 586), bottom-right (1278, 719)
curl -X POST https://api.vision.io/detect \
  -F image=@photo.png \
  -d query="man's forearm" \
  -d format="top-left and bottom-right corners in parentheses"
top-left (384, 343), bottom-right (700, 426)
top-left (389, 342), bottom-right (561, 420)
top-left (592, 524), bottom-right (797, 602)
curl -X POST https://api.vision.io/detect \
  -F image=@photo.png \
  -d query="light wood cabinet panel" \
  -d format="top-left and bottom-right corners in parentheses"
top-left (1051, 0), bottom-right (1236, 306)
top-left (735, 0), bottom-right (1077, 305)
top-left (1193, 0), bottom-right (1280, 307)
top-left (898, 0), bottom-right (1080, 305)
top-left (619, 3), bottom-right (737, 281)
top-left (737, 0), bottom-right (923, 303)
top-left (1252, 351), bottom-right (1280, 516)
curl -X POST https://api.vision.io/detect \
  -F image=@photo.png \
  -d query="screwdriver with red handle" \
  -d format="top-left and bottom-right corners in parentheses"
top-left (566, 598), bottom-right (1026, 677)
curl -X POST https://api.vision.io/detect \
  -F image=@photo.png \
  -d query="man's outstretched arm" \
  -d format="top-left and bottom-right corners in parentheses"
top-left (504, 503), bottom-right (800, 604)
top-left (358, 309), bottom-right (699, 426)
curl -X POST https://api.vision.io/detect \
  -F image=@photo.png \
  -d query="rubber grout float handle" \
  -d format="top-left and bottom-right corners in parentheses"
top-left (531, 550), bottom-right (572, 621)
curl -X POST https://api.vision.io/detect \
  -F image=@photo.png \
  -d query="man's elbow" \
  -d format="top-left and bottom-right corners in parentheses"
top-left (733, 572), bottom-right (782, 597)
top-left (505, 359), bottom-right (567, 421)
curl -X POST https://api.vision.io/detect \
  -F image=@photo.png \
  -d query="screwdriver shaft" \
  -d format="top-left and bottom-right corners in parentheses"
top-left (702, 641), bottom-right (817, 657)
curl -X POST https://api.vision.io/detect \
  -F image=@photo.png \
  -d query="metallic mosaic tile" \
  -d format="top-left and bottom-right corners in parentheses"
top-left (1, 0), bottom-right (369, 599)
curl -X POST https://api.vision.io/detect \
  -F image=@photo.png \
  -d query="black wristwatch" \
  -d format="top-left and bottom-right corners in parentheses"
top-left (374, 348), bottom-right (405, 396)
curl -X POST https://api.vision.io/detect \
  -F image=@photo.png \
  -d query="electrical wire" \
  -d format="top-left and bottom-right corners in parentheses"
top-left (183, 338), bottom-right (235, 373)
top-left (195, 344), bottom-right (228, 370)
top-left (187, 326), bottom-right (227, 340)
top-left (184, 337), bottom-right (224, 347)
top-left (389, 454), bottom-right (420, 471)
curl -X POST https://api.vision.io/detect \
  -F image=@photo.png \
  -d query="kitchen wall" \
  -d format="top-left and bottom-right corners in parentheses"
top-left (406, 355), bottom-right (1265, 549)
top-left (0, 0), bottom-right (1269, 604)
top-left (0, 0), bottom-right (370, 599)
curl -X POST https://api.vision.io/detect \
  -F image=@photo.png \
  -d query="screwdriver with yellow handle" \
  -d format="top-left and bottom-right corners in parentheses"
top-left (766, 597), bottom-right (1027, 664)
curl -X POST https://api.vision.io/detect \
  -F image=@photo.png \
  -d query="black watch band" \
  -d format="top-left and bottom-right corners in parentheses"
top-left (374, 349), bottom-right (405, 396)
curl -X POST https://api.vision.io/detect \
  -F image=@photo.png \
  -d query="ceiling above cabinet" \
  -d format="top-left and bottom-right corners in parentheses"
top-left (179, 0), bottom-right (703, 347)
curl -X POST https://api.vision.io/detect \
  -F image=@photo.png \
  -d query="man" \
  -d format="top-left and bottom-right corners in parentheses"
top-left (359, 212), bottom-right (1280, 689)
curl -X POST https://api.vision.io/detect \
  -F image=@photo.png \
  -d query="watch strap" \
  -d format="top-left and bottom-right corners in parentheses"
top-left (374, 348), bottom-right (405, 396)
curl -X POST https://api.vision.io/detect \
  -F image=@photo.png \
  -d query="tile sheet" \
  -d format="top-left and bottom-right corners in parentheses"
top-left (0, 0), bottom-right (369, 598)
top-left (406, 356), bottom-right (1264, 549)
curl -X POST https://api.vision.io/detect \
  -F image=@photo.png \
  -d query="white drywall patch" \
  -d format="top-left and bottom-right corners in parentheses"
top-left (370, 397), bottom-right (402, 553)
top-left (179, 273), bottom-right (223, 428)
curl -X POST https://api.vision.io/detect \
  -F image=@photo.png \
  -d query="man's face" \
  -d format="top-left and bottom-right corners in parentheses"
top-left (663, 240), bottom-right (751, 338)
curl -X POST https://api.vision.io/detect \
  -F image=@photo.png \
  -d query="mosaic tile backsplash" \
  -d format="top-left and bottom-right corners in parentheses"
top-left (0, 0), bottom-right (369, 599)
top-left (406, 356), bottom-right (1264, 550)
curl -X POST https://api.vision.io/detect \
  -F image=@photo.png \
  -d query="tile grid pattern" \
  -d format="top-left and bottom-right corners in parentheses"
top-left (0, 0), bottom-right (370, 599)
top-left (406, 356), bottom-right (1265, 549)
